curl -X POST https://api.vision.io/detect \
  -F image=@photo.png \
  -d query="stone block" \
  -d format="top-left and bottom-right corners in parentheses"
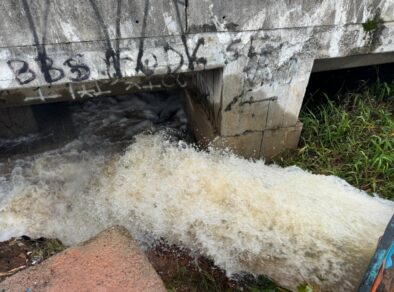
top-left (261, 122), bottom-right (303, 160)
top-left (0, 226), bottom-right (166, 292)
top-left (213, 131), bottom-right (263, 159)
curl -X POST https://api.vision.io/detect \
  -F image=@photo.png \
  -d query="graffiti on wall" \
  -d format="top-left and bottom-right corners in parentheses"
top-left (22, 73), bottom-right (189, 102)
top-left (6, 0), bottom-right (207, 87)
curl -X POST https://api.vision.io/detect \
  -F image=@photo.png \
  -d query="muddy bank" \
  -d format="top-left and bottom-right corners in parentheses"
top-left (0, 236), bottom-right (283, 291)
top-left (0, 237), bottom-right (64, 282)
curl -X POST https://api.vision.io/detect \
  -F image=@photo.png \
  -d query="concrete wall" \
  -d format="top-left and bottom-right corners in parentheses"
top-left (0, 0), bottom-right (394, 158)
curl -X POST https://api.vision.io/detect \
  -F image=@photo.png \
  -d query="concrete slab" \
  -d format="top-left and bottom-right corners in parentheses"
top-left (0, 226), bottom-right (165, 292)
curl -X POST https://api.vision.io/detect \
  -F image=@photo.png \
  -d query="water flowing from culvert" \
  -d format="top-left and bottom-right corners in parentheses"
top-left (0, 93), bottom-right (392, 291)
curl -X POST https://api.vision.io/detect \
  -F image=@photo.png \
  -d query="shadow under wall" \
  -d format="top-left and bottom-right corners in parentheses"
top-left (304, 62), bottom-right (394, 108)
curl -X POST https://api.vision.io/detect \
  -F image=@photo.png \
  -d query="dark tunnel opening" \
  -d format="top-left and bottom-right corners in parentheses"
top-left (0, 90), bottom-right (192, 159)
top-left (304, 62), bottom-right (394, 109)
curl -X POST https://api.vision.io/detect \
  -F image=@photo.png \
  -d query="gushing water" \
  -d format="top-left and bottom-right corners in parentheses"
top-left (0, 94), bottom-right (392, 291)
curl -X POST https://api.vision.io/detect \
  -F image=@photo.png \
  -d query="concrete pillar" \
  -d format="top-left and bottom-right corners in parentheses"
top-left (184, 62), bottom-right (311, 160)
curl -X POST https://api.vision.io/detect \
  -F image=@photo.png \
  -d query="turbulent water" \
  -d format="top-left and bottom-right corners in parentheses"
top-left (0, 93), bottom-right (393, 291)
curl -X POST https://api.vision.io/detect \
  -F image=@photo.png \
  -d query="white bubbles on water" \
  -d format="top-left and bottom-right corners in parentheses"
top-left (0, 94), bottom-right (393, 291)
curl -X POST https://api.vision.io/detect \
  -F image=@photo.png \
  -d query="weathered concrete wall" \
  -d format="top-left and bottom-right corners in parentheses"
top-left (0, 0), bottom-right (394, 158)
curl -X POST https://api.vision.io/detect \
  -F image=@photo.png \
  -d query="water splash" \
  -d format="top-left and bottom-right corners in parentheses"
top-left (0, 95), bottom-right (392, 291)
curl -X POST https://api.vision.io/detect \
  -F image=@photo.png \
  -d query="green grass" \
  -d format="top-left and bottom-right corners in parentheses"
top-left (166, 267), bottom-right (287, 292)
top-left (274, 81), bottom-right (394, 200)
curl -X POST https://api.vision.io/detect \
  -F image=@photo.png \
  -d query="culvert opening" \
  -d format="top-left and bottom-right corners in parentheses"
top-left (0, 74), bottom-right (392, 291)
top-left (275, 61), bottom-right (394, 199)
top-left (305, 61), bottom-right (394, 107)
top-left (0, 90), bottom-right (191, 159)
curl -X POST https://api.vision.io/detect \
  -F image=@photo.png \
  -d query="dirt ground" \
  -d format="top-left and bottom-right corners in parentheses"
top-left (0, 237), bottom-right (280, 291)
top-left (0, 237), bottom-right (65, 282)
top-left (145, 243), bottom-right (265, 291)
top-left (2, 237), bottom-right (392, 291)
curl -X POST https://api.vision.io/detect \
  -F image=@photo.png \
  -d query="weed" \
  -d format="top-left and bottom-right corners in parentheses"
top-left (362, 10), bottom-right (383, 32)
top-left (274, 81), bottom-right (394, 200)
top-left (363, 19), bottom-right (381, 32)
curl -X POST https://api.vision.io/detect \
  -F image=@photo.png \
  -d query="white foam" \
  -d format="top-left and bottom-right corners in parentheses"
top-left (0, 133), bottom-right (392, 291)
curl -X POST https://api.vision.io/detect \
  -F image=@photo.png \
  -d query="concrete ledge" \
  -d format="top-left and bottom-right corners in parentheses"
top-left (0, 226), bottom-right (165, 292)
top-left (261, 122), bottom-right (303, 160)
top-left (185, 86), bottom-right (303, 160)
top-left (213, 123), bottom-right (302, 161)
top-left (213, 132), bottom-right (263, 160)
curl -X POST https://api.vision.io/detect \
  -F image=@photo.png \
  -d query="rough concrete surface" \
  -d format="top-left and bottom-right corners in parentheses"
top-left (1, 0), bottom-right (394, 158)
top-left (0, 226), bottom-right (166, 292)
